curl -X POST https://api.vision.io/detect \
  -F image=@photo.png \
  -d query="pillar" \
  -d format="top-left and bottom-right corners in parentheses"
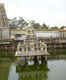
top-left (25, 56), bottom-right (27, 64)
top-left (41, 56), bottom-right (45, 64)
top-left (45, 55), bottom-right (48, 64)
top-left (26, 46), bottom-right (28, 52)
top-left (17, 42), bottom-right (21, 52)
top-left (41, 47), bottom-right (43, 51)
top-left (22, 47), bottom-right (24, 52)
top-left (34, 56), bottom-right (38, 64)
top-left (37, 56), bottom-right (40, 64)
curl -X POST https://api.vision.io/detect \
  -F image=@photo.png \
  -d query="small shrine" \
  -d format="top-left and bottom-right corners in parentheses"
top-left (15, 26), bottom-right (49, 65)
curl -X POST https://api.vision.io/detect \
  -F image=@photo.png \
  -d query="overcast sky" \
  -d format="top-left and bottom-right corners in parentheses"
top-left (0, 0), bottom-right (66, 27)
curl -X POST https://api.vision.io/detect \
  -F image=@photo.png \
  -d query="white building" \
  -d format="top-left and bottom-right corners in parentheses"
top-left (36, 31), bottom-right (60, 39)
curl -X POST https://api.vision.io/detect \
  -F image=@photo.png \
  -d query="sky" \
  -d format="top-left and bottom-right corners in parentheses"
top-left (0, 0), bottom-right (66, 27)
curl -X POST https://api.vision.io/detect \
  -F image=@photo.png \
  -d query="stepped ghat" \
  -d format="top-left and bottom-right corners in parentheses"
top-left (15, 27), bottom-right (49, 64)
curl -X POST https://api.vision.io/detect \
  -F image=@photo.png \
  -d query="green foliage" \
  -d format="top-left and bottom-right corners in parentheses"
top-left (8, 17), bottom-right (63, 30)
top-left (50, 26), bottom-right (59, 30)
top-left (29, 20), bottom-right (41, 29)
top-left (41, 23), bottom-right (48, 30)
top-left (8, 17), bottom-right (28, 29)
top-left (60, 26), bottom-right (65, 29)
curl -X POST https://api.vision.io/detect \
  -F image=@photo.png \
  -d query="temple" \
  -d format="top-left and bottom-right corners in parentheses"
top-left (0, 3), bottom-right (10, 40)
top-left (0, 3), bottom-right (8, 27)
top-left (15, 27), bottom-right (49, 65)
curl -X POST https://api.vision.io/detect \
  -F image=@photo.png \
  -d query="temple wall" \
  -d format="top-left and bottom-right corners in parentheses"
top-left (0, 28), bottom-right (10, 40)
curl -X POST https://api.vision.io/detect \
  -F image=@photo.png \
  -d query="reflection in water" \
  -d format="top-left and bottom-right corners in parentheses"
top-left (0, 61), bottom-right (10, 80)
top-left (48, 60), bottom-right (66, 80)
top-left (8, 60), bottom-right (66, 80)
top-left (16, 64), bottom-right (48, 80)
top-left (20, 71), bottom-right (47, 80)
top-left (8, 63), bottom-right (19, 80)
top-left (18, 70), bottom-right (47, 80)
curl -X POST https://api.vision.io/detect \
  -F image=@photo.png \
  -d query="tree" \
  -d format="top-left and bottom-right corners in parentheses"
top-left (60, 26), bottom-right (65, 29)
top-left (8, 17), bottom-right (28, 29)
top-left (8, 17), bottom-right (18, 29)
top-left (50, 26), bottom-right (59, 30)
top-left (17, 17), bottom-right (28, 29)
top-left (41, 23), bottom-right (48, 30)
top-left (29, 20), bottom-right (41, 29)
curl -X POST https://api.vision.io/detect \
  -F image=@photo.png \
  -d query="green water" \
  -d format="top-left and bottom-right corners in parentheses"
top-left (48, 49), bottom-right (66, 55)
top-left (16, 64), bottom-right (48, 80)
top-left (0, 60), bottom-right (66, 80)
top-left (0, 59), bottom-right (11, 80)
top-left (0, 49), bottom-right (66, 80)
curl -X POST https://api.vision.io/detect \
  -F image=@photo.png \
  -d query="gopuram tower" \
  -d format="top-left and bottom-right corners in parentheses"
top-left (0, 3), bottom-right (8, 27)
top-left (0, 3), bottom-right (10, 40)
